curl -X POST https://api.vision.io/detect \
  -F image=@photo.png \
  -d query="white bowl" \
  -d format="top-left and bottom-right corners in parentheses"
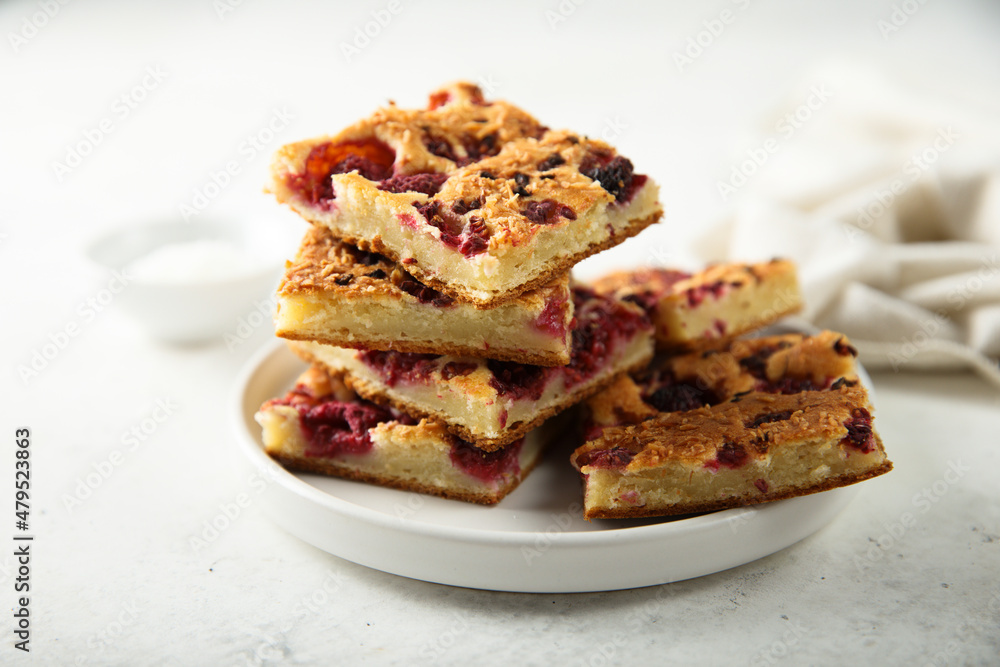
top-left (86, 218), bottom-right (288, 343)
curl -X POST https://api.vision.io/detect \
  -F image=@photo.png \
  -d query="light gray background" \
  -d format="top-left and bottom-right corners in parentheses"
top-left (3, 1), bottom-right (999, 665)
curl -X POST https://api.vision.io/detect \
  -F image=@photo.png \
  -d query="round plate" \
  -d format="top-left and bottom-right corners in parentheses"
top-left (232, 339), bottom-right (863, 593)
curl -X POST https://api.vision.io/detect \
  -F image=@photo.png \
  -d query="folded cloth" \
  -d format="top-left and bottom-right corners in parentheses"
top-left (698, 63), bottom-right (1000, 388)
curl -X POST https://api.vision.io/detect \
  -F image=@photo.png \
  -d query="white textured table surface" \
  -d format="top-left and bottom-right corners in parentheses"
top-left (3, 1), bottom-right (999, 665)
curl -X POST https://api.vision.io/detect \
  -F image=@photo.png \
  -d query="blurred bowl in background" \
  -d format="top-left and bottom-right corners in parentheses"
top-left (86, 217), bottom-right (288, 344)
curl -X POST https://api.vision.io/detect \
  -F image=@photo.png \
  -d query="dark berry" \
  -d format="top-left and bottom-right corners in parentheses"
top-left (746, 410), bottom-right (794, 429)
top-left (834, 337), bottom-right (859, 357)
top-left (365, 269), bottom-right (387, 280)
top-left (522, 199), bottom-right (576, 225)
top-left (577, 446), bottom-right (634, 469)
top-left (333, 275), bottom-right (353, 286)
top-left (512, 172), bottom-right (531, 197)
top-left (538, 153), bottom-right (565, 171)
top-left (441, 361), bottom-right (478, 380)
top-left (716, 442), bottom-right (749, 469)
top-left (449, 439), bottom-right (522, 482)
top-left (378, 172), bottom-right (449, 196)
top-left (398, 278), bottom-right (454, 307)
top-left (842, 408), bottom-right (875, 453)
top-left (451, 198), bottom-right (482, 215)
top-left (582, 155), bottom-right (635, 202)
top-left (645, 382), bottom-right (716, 413)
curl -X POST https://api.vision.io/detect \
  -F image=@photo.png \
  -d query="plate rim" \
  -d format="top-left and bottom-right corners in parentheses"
top-left (232, 326), bottom-right (866, 552)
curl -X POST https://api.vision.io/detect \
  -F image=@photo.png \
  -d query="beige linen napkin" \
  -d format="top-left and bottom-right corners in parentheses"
top-left (698, 63), bottom-right (1000, 388)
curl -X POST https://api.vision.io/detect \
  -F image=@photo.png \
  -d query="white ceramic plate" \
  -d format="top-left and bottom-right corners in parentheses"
top-left (232, 334), bottom-right (866, 593)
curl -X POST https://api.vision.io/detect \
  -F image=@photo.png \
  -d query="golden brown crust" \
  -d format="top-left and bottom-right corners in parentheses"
top-left (268, 452), bottom-right (541, 506)
top-left (269, 82), bottom-right (663, 307)
top-left (296, 342), bottom-right (653, 451)
top-left (583, 459), bottom-right (893, 519)
top-left (365, 209), bottom-right (662, 307)
top-left (585, 331), bottom-right (860, 429)
top-left (594, 259), bottom-right (803, 348)
top-left (277, 329), bottom-right (569, 367)
top-left (581, 385), bottom-right (876, 469)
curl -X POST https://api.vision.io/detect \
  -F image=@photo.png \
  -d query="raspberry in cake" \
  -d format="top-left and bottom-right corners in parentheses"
top-left (275, 226), bottom-right (574, 366)
top-left (593, 259), bottom-right (802, 348)
top-left (571, 382), bottom-right (892, 519)
top-left (268, 82), bottom-right (663, 307)
top-left (287, 287), bottom-right (655, 450)
top-left (256, 366), bottom-right (553, 505)
top-left (584, 330), bottom-right (861, 439)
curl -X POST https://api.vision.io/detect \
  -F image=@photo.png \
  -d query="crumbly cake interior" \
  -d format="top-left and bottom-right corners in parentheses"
top-left (573, 383), bottom-right (892, 518)
top-left (276, 226), bottom-right (573, 365)
top-left (288, 287), bottom-right (655, 449)
top-left (269, 83), bottom-right (662, 305)
top-left (585, 331), bottom-right (861, 435)
top-left (594, 259), bottom-right (802, 346)
top-left (255, 366), bottom-right (547, 504)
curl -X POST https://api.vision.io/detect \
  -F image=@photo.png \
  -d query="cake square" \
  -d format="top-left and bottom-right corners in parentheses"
top-left (276, 226), bottom-right (574, 366)
top-left (268, 82), bottom-right (662, 306)
top-left (288, 286), bottom-right (655, 451)
top-left (256, 366), bottom-right (553, 505)
top-left (592, 259), bottom-right (802, 348)
top-left (571, 383), bottom-right (892, 519)
top-left (584, 330), bottom-right (862, 437)
top-left (572, 331), bottom-right (891, 519)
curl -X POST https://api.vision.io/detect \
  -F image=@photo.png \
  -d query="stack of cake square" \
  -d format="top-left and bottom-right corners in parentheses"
top-left (256, 82), bottom-right (893, 516)
top-left (256, 82), bottom-right (664, 503)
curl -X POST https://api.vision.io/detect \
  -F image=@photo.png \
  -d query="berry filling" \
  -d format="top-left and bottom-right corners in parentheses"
top-left (362, 288), bottom-right (647, 401)
top-left (684, 280), bottom-right (728, 308)
top-left (522, 199), bottom-right (577, 225)
top-left (538, 153), bottom-right (566, 171)
top-left (413, 201), bottom-right (491, 257)
top-left (358, 350), bottom-right (440, 387)
top-left (378, 172), bottom-right (450, 196)
top-left (580, 152), bottom-right (639, 203)
top-left (834, 337), bottom-right (859, 357)
top-left (746, 410), bottom-right (794, 429)
top-left (842, 408), bottom-right (875, 453)
top-left (299, 400), bottom-right (393, 458)
top-left (754, 479), bottom-right (769, 493)
top-left (449, 438), bottom-right (522, 483)
top-left (577, 446), bottom-right (635, 470)
top-left (487, 360), bottom-right (549, 401)
top-left (398, 278), bottom-right (454, 307)
top-left (441, 361), bottom-right (478, 380)
top-left (713, 441), bottom-right (749, 470)
top-left (291, 139), bottom-right (396, 208)
top-left (563, 287), bottom-right (649, 387)
top-left (532, 293), bottom-right (570, 341)
top-left (643, 381), bottom-right (721, 413)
